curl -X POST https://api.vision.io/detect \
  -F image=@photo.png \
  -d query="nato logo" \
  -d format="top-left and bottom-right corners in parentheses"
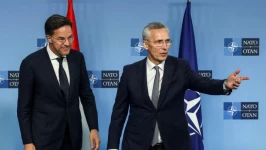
top-left (0, 71), bottom-right (19, 88)
top-left (88, 70), bottom-right (119, 88)
top-left (184, 90), bottom-right (203, 142)
top-left (198, 70), bottom-right (212, 79)
top-left (131, 38), bottom-right (148, 56)
top-left (224, 102), bottom-right (258, 120)
top-left (37, 38), bottom-right (48, 50)
top-left (224, 38), bottom-right (259, 56)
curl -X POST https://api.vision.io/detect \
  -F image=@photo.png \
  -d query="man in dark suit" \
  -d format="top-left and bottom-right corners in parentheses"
top-left (107, 22), bottom-right (249, 150)
top-left (17, 14), bottom-right (100, 150)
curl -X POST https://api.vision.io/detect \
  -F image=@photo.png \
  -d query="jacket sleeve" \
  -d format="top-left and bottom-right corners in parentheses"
top-left (79, 53), bottom-right (99, 131)
top-left (185, 60), bottom-right (232, 95)
top-left (107, 66), bottom-right (130, 149)
top-left (17, 58), bottom-right (34, 144)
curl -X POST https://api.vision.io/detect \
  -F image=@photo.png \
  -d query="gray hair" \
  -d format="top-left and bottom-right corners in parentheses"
top-left (142, 22), bottom-right (169, 41)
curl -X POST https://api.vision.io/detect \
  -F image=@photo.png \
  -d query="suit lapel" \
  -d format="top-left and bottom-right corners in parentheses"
top-left (158, 57), bottom-right (175, 108)
top-left (43, 48), bottom-right (64, 100)
top-left (66, 51), bottom-right (75, 102)
top-left (138, 58), bottom-right (157, 110)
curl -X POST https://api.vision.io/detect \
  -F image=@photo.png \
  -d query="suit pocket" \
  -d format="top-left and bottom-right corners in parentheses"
top-left (125, 125), bottom-right (139, 135)
top-left (34, 119), bottom-right (48, 128)
top-left (32, 111), bottom-right (49, 128)
top-left (173, 118), bottom-right (187, 127)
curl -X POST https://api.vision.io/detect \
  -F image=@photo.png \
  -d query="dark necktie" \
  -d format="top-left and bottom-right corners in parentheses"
top-left (56, 57), bottom-right (69, 100)
top-left (151, 66), bottom-right (160, 146)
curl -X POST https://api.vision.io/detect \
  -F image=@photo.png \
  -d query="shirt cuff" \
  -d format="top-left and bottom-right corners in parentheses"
top-left (223, 80), bottom-right (231, 95)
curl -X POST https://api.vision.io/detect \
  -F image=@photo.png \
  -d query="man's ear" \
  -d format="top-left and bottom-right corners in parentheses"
top-left (143, 40), bottom-right (148, 50)
top-left (46, 35), bottom-right (52, 43)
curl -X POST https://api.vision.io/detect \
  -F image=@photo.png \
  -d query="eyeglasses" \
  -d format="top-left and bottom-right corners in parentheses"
top-left (146, 39), bottom-right (172, 47)
top-left (52, 36), bottom-right (74, 43)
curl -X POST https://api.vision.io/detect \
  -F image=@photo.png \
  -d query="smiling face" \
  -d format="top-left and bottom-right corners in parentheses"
top-left (143, 28), bottom-right (171, 65)
top-left (46, 25), bottom-right (73, 56)
top-left (44, 14), bottom-right (73, 56)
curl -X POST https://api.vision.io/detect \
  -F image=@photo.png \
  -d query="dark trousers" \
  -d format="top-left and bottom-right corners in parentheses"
top-left (149, 143), bottom-right (165, 150)
top-left (61, 124), bottom-right (73, 150)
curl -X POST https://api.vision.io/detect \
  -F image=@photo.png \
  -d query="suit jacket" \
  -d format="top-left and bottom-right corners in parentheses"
top-left (107, 56), bottom-right (227, 150)
top-left (17, 47), bottom-right (98, 150)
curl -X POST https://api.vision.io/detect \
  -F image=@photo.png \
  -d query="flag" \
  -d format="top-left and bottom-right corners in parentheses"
top-left (179, 2), bottom-right (204, 150)
top-left (66, 0), bottom-right (80, 51)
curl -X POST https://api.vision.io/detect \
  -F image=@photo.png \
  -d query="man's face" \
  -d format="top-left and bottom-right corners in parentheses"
top-left (47, 25), bottom-right (73, 56)
top-left (143, 28), bottom-right (171, 65)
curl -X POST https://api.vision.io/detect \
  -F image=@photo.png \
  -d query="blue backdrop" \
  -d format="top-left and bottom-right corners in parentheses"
top-left (0, 0), bottom-right (265, 150)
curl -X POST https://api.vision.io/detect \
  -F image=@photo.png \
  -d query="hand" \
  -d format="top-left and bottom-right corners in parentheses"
top-left (90, 129), bottom-right (100, 150)
top-left (24, 143), bottom-right (35, 150)
top-left (226, 69), bottom-right (249, 89)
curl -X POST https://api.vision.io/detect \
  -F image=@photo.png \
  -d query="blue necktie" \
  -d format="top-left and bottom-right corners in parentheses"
top-left (56, 57), bottom-right (69, 100)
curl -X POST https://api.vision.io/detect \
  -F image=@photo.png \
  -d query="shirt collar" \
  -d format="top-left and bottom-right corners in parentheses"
top-left (146, 57), bottom-right (165, 71)
top-left (46, 44), bottom-right (66, 60)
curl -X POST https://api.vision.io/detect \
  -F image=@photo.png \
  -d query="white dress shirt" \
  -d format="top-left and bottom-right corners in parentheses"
top-left (146, 58), bottom-right (165, 144)
top-left (46, 45), bottom-right (70, 84)
top-left (109, 58), bottom-right (165, 150)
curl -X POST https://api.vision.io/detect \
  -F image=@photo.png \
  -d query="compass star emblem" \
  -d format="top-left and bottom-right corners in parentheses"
top-left (89, 74), bottom-right (98, 84)
top-left (0, 75), bottom-right (5, 84)
top-left (227, 106), bottom-right (237, 116)
top-left (228, 42), bottom-right (238, 52)
top-left (134, 42), bottom-right (144, 53)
